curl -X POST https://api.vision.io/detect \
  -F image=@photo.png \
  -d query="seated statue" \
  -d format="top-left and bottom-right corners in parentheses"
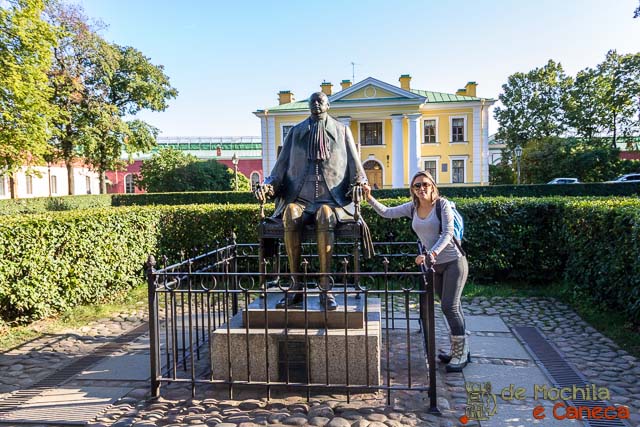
top-left (254, 92), bottom-right (367, 310)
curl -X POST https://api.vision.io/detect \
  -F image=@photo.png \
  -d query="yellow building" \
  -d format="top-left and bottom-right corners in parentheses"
top-left (254, 75), bottom-right (495, 188)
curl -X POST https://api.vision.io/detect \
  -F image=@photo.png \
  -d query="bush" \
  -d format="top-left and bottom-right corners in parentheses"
top-left (111, 191), bottom-right (254, 207)
top-left (1, 197), bottom-right (639, 324)
top-left (0, 194), bottom-right (112, 215)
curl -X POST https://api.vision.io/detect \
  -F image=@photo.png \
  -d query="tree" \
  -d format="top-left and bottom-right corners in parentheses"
top-left (494, 60), bottom-right (572, 149)
top-left (85, 44), bottom-right (177, 193)
top-left (566, 67), bottom-right (609, 143)
top-left (172, 160), bottom-right (251, 192)
top-left (0, 0), bottom-right (58, 198)
top-left (634, 1), bottom-right (639, 18)
top-left (137, 148), bottom-right (197, 192)
top-left (137, 148), bottom-right (251, 192)
top-left (519, 137), bottom-right (629, 183)
top-left (594, 51), bottom-right (640, 148)
top-left (45, 2), bottom-right (108, 194)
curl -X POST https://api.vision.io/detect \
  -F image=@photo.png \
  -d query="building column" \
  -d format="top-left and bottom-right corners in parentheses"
top-left (261, 115), bottom-right (277, 177)
top-left (473, 107), bottom-right (481, 183)
top-left (391, 114), bottom-right (404, 188)
top-left (481, 104), bottom-right (490, 183)
top-left (337, 117), bottom-right (357, 159)
top-left (407, 113), bottom-right (422, 183)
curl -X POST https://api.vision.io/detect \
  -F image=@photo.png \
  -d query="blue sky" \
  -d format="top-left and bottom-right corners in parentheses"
top-left (77, 0), bottom-right (640, 137)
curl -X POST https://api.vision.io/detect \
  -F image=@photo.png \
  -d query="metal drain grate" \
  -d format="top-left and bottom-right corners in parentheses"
top-left (513, 326), bottom-right (630, 427)
top-left (0, 323), bottom-right (148, 416)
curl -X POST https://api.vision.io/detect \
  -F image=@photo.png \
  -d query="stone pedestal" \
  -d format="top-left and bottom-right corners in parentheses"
top-left (211, 297), bottom-right (381, 386)
top-left (243, 290), bottom-right (365, 329)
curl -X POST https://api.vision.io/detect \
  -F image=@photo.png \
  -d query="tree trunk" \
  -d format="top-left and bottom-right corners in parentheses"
top-left (9, 175), bottom-right (17, 199)
top-left (100, 170), bottom-right (107, 194)
top-left (66, 159), bottom-right (75, 195)
top-left (612, 113), bottom-right (617, 148)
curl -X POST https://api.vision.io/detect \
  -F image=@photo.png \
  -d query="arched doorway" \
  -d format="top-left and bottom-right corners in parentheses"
top-left (250, 172), bottom-right (261, 190)
top-left (363, 160), bottom-right (383, 189)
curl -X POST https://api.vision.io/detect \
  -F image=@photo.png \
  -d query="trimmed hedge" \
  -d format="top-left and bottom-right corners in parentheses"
top-left (0, 194), bottom-right (112, 215)
top-left (1, 197), bottom-right (639, 324)
top-left (2, 182), bottom-right (640, 216)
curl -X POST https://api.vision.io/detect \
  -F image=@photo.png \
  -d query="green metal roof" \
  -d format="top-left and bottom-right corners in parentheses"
top-left (409, 89), bottom-right (487, 102)
top-left (259, 88), bottom-right (491, 112)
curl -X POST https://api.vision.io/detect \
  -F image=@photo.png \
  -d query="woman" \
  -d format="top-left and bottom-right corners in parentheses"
top-left (363, 171), bottom-right (470, 372)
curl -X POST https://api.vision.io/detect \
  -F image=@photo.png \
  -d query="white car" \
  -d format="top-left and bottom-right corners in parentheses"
top-left (607, 173), bottom-right (640, 183)
top-left (547, 178), bottom-right (580, 184)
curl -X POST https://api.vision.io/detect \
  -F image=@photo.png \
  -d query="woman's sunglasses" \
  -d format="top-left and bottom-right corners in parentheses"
top-left (412, 182), bottom-right (431, 189)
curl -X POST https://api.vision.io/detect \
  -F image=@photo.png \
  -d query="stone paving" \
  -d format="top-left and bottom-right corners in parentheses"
top-left (0, 296), bottom-right (638, 427)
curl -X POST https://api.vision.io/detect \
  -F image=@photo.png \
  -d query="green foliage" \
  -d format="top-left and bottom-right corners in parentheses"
top-left (0, 194), bottom-right (112, 215)
top-left (495, 60), bottom-right (572, 148)
top-left (489, 162), bottom-right (516, 185)
top-left (137, 148), bottom-right (250, 192)
top-left (495, 52), bottom-right (640, 182)
top-left (559, 198), bottom-right (640, 324)
top-left (0, 0), bottom-right (58, 185)
top-left (2, 198), bottom-right (640, 326)
top-left (137, 148), bottom-right (197, 192)
top-left (111, 191), bottom-right (255, 207)
top-left (519, 136), bottom-right (631, 183)
top-left (0, 207), bottom-right (160, 321)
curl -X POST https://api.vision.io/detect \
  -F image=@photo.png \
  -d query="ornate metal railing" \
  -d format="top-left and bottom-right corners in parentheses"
top-left (146, 240), bottom-right (439, 413)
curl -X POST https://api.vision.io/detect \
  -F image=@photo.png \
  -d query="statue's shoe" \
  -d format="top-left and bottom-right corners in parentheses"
top-left (275, 293), bottom-right (304, 309)
top-left (320, 294), bottom-right (338, 311)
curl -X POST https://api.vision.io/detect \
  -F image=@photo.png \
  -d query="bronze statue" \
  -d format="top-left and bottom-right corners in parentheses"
top-left (255, 92), bottom-right (367, 310)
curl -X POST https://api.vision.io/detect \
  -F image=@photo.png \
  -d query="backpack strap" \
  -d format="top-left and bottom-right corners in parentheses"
top-left (435, 197), bottom-right (466, 256)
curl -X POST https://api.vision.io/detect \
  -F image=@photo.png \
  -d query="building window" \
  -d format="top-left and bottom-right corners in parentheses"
top-left (26, 175), bottom-right (33, 195)
top-left (85, 176), bottom-right (92, 194)
top-left (451, 118), bottom-right (465, 142)
top-left (124, 174), bottom-right (135, 194)
top-left (50, 175), bottom-right (57, 195)
top-left (360, 122), bottom-right (383, 146)
top-left (424, 160), bottom-right (437, 182)
top-left (452, 160), bottom-right (465, 183)
top-left (250, 172), bottom-right (260, 190)
top-left (282, 125), bottom-right (293, 143)
top-left (0, 176), bottom-right (5, 196)
top-left (423, 120), bottom-right (437, 144)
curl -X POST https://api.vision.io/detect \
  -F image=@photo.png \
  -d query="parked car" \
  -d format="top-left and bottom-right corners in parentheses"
top-left (606, 173), bottom-right (640, 183)
top-left (547, 178), bottom-right (580, 184)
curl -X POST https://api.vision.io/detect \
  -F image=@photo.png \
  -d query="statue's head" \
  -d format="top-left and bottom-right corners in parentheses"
top-left (309, 92), bottom-right (330, 117)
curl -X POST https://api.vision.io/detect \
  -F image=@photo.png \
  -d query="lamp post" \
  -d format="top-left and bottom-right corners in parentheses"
top-left (231, 152), bottom-right (239, 191)
top-left (514, 144), bottom-right (523, 185)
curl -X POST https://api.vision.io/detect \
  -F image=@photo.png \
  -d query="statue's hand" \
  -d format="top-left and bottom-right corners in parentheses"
top-left (362, 184), bottom-right (372, 201)
top-left (254, 184), bottom-right (274, 203)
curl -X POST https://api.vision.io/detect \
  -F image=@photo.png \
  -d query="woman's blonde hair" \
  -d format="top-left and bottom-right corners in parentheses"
top-left (410, 170), bottom-right (439, 210)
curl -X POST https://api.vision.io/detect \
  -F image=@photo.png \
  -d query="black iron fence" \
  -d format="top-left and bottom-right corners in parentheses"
top-left (146, 240), bottom-right (439, 413)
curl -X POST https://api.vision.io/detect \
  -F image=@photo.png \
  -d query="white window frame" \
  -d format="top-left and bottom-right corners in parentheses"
top-left (449, 155), bottom-right (468, 184)
top-left (50, 175), bottom-right (57, 195)
top-left (26, 175), bottom-right (33, 195)
top-left (0, 175), bottom-right (5, 197)
top-left (280, 123), bottom-right (295, 145)
top-left (124, 174), bottom-right (135, 194)
top-left (422, 117), bottom-right (439, 144)
top-left (449, 115), bottom-right (468, 144)
top-left (421, 156), bottom-right (440, 183)
top-left (359, 120), bottom-right (385, 147)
